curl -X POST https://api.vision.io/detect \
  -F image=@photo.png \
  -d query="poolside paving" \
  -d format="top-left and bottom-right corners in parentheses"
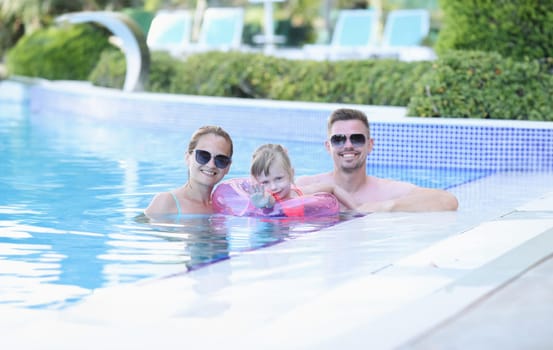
top-left (405, 254), bottom-right (553, 350)
top-left (401, 195), bottom-right (553, 350)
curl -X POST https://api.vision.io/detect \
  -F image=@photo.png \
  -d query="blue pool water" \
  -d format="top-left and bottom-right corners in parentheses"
top-left (0, 99), bottom-right (491, 308)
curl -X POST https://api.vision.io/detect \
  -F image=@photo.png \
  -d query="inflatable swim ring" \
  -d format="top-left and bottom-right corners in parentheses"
top-left (212, 178), bottom-right (340, 217)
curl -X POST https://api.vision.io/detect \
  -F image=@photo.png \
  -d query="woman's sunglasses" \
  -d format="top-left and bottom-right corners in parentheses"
top-left (329, 133), bottom-right (367, 148)
top-left (194, 149), bottom-right (231, 169)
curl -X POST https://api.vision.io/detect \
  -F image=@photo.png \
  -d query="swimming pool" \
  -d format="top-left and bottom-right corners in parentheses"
top-left (1, 79), bottom-right (553, 349)
top-left (0, 82), bottom-right (492, 308)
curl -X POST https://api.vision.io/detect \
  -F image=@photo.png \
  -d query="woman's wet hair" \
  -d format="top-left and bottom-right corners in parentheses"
top-left (187, 125), bottom-right (233, 157)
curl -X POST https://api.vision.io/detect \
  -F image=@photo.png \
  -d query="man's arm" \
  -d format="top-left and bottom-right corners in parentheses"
top-left (295, 174), bottom-right (320, 187)
top-left (299, 182), bottom-right (357, 210)
top-left (357, 187), bottom-right (459, 212)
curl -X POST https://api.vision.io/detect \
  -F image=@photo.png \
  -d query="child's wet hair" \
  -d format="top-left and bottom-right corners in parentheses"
top-left (250, 144), bottom-right (293, 179)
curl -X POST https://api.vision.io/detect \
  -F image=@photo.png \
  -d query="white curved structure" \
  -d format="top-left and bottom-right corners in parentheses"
top-left (56, 11), bottom-right (150, 92)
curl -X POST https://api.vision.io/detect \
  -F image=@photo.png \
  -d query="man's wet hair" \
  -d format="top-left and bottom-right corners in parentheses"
top-left (327, 108), bottom-right (370, 136)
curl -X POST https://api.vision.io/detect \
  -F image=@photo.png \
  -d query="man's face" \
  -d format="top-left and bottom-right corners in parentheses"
top-left (325, 120), bottom-right (373, 173)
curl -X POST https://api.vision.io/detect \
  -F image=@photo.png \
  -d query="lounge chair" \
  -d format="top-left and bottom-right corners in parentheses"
top-left (190, 7), bottom-right (245, 53)
top-left (303, 9), bottom-right (379, 61)
top-left (378, 9), bottom-right (435, 61)
top-left (147, 10), bottom-right (192, 57)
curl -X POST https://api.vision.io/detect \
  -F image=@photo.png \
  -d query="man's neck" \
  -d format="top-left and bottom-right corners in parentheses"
top-left (333, 168), bottom-right (368, 192)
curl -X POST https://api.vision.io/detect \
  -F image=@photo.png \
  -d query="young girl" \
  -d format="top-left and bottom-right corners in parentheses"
top-left (249, 143), bottom-right (356, 211)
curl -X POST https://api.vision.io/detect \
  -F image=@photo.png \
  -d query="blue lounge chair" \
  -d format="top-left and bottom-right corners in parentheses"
top-left (304, 9), bottom-right (379, 61)
top-left (382, 9), bottom-right (429, 47)
top-left (379, 9), bottom-right (435, 61)
top-left (331, 9), bottom-right (379, 48)
top-left (195, 7), bottom-right (245, 51)
top-left (147, 10), bottom-right (192, 57)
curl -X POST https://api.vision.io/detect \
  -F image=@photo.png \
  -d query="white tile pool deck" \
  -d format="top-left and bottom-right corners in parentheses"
top-left (1, 174), bottom-right (552, 349)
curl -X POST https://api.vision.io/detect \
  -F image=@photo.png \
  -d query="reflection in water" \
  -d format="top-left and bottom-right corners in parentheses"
top-left (0, 210), bottom-right (343, 309)
top-left (134, 213), bottom-right (344, 272)
top-left (143, 214), bottom-right (233, 271)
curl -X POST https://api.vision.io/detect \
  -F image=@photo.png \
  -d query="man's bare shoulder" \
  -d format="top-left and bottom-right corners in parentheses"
top-left (370, 175), bottom-right (416, 190)
top-left (296, 172), bottom-right (334, 186)
top-left (360, 175), bottom-right (417, 200)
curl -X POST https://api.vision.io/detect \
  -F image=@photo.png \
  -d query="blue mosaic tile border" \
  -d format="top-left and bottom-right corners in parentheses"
top-left (27, 82), bottom-right (553, 171)
top-left (373, 123), bottom-right (553, 170)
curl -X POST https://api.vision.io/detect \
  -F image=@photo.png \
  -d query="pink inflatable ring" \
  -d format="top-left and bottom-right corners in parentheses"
top-left (212, 178), bottom-right (340, 217)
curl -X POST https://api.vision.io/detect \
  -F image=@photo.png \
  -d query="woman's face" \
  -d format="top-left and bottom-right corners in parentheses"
top-left (186, 133), bottom-right (232, 187)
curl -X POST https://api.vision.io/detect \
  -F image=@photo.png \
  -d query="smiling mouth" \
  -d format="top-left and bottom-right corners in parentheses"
top-left (272, 192), bottom-right (283, 201)
top-left (339, 151), bottom-right (358, 159)
top-left (201, 168), bottom-right (217, 176)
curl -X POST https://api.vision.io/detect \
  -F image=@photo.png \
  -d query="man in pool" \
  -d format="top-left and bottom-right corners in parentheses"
top-left (295, 108), bottom-right (459, 212)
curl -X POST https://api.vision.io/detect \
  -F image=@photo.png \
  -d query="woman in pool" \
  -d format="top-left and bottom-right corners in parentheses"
top-left (248, 143), bottom-right (356, 212)
top-left (144, 125), bottom-right (233, 217)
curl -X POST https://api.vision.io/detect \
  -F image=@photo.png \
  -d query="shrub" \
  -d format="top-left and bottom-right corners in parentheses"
top-left (330, 59), bottom-right (432, 105)
top-left (436, 0), bottom-right (553, 61)
top-left (88, 49), bottom-right (432, 106)
top-left (170, 51), bottom-right (258, 97)
top-left (88, 48), bottom-right (126, 90)
top-left (146, 51), bottom-right (182, 93)
top-left (267, 59), bottom-right (334, 102)
top-left (83, 48), bottom-right (553, 121)
top-left (407, 50), bottom-right (553, 121)
top-left (6, 24), bottom-right (112, 80)
top-left (88, 49), bottom-right (185, 93)
top-left (163, 52), bottom-right (426, 106)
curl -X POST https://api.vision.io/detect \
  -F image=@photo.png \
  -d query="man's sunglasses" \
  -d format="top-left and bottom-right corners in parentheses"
top-left (329, 133), bottom-right (367, 148)
top-left (194, 149), bottom-right (231, 169)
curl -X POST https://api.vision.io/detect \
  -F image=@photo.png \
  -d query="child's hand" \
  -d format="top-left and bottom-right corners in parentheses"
top-left (249, 184), bottom-right (274, 209)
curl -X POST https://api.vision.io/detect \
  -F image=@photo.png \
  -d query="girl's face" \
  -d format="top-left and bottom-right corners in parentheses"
top-left (254, 160), bottom-right (294, 201)
top-left (186, 133), bottom-right (232, 187)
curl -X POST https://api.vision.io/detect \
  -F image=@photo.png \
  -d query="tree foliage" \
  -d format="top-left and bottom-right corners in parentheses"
top-left (436, 0), bottom-right (553, 61)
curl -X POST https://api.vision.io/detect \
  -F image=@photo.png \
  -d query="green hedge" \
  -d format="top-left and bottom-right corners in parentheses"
top-left (88, 49), bottom-right (127, 90)
top-left (87, 49), bottom-right (552, 121)
top-left (436, 0), bottom-right (552, 61)
top-left (407, 51), bottom-right (553, 120)
top-left (6, 24), bottom-right (112, 81)
top-left (89, 50), bottom-right (428, 106)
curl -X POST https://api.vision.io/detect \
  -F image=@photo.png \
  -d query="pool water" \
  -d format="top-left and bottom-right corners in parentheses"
top-left (0, 101), bottom-right (491, 308)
